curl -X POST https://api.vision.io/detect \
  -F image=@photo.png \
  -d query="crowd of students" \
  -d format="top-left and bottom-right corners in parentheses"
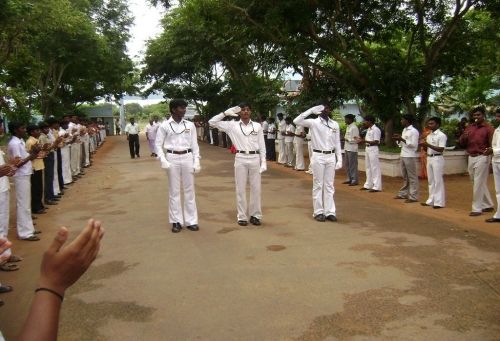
top-left (0, 114), bottom-right (106, 306)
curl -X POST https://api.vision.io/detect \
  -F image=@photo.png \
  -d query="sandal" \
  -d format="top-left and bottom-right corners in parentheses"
top-left (0, 263), bottom-right (19, 272)
top-left (0, 285), bottom-right (13, 293)
top-left (7, 255), bottom-right (22, 263)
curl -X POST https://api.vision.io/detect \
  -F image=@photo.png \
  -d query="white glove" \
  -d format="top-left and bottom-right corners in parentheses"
top-left (335, 160), bottom-right (342, 170)
top-left (224, 106), bottom-right (241, 117)
top-left (259, 162), bottom-right (267, 174)
top-left (310, 105), bottom-right (325, 114)
top-left (159, 155), bottom-right (170, 170)
top-left (193, 159), bottom-right (201, 174)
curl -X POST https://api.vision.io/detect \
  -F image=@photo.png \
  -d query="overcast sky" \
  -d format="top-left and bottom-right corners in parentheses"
top-left (126, 1), bottom-right (164, 62)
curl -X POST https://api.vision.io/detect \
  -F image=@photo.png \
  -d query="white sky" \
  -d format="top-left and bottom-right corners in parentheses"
top-left (126, 1), bottom-right (164, 62)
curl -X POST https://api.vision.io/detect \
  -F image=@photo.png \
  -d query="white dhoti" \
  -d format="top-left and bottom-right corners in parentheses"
top-left (61, 146), bottom-right (72, 184)
top-left (468, 155), bottom-right (493, 213)
top-left (13, 176), bottom-right (35, 238)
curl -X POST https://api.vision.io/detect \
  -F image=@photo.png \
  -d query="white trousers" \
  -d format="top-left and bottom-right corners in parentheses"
top-left (364, 146), bottom-right (382, 191)
top-left (312, 153), bottom-right (336, 216)
top-left (426, 156), bottom-right (445, 207)
top-left (84, 140), bottom-right (90, 166)
top-left (61, 146), bottom-right (72, 184)
top-left (468, 155), bottom-right (493, 213)
top-left (277, 139), bottom-right (286, 164)
top-left (294, 140), bottom-right (305, 170)
top-left (307, 142), bottom-right (313, 172)
top-left (0, 191), bottom-right (12, 258)
top-left (13, 176), bottom-right (35, 238)
top-left (70, 143), bottom-right (81, 176)
top-left (492, 162), bottom-right (500, 219)
top-left (53, 151), bottom-right (60, 195)
top-left (234, 155), bottom-right (262, 221)
top-left (166, 153), bottom-right (198, 225)
top-left (285, 142), bottom-right (294, 166)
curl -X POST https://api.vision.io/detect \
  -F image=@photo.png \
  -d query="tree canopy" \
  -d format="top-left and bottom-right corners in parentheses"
top-left (0, 0), bottom-right (137, 121)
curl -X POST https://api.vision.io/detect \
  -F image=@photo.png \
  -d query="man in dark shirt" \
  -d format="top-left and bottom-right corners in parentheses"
top-left (459, 105), bottom-right (494, 216)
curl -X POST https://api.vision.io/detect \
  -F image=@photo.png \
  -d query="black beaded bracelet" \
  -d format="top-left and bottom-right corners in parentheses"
top-left (35, 287), bottom-right (64, 302)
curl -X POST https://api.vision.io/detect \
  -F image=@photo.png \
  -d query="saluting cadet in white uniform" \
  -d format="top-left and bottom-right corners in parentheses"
top-left (419, 117), bottom-right (447, 209)
top-left (277, 113), bottom-right (286, 164)
top-left (294, 103), bottom-right (342, 222)
top-left (294, 124), bottom-right (306, 170)
top-left (209, 102), bottom-right (267, 226)
top-left (155, 99), bottom-right (201, 233)
top-left (357, 116), bottom-right (382, 192)
top-left (284, 117), bottom-right (295, 167)
top-left (485, 109), bottom-right (500, 223)
top-left (393, 114), bottom-right (420, 202)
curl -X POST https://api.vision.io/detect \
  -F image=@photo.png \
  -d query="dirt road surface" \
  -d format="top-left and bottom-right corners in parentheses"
top-left (1, 135), bottom-right (499, 340)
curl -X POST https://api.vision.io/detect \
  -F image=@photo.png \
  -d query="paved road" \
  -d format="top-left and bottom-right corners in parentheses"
top-left (1, 136), bottom-right (499, 340)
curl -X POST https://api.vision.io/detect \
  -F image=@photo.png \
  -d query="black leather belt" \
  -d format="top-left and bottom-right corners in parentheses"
top-left (427, 154), bottom-right (442, 157)
top-left (313, 149), bottom-right (335, 154)
top-left (166, 149), bottom-right (192, 154)
top-left (237, 150), bottom-right (259, 154)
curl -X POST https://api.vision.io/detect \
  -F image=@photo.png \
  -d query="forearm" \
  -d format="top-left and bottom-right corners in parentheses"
top-left (18, 291), bottom-right (63, 341)
top-left (208, 113), bottom-right (226, 129)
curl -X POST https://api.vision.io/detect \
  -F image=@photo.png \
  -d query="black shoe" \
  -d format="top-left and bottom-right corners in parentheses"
top-left (51, 197), bottom-right (61, 201)
top-left (360, 187), bottom-right (369, 191)
top-left (485, 217), bottom-right (500, 223)
top-left (186, 224), bottom-right (199, 231)
top-left (150, 153), bottom-right (155, 157)
top-left (238, 220), bottom-right (248, 226)
top-left (433, 206), bottom-right (443, 209)
top-left (482, 207), bottom-right (494, 212)
top-left (131, 156), bottom-right (135, 159)
top-left (33, 209), bottom-right (46, 214)
top-left (136, 154), bottom-right (140, 158)
top-left (342, 181), bottom-right (351, 184)
top-left (249, 216), bottom-right (261, 226)
top-left (368, 189), bottom-right (381, 193)
top-left (314, 214), bottom-right (326, 222)
top-left (171, 223), bottom-right (182, 233)
top-left (349, 183), bottom-right (358, 186)
top-left (326, 215), bottom-right (337, 222)
top-left (44, 201), bottom-right (58, 205)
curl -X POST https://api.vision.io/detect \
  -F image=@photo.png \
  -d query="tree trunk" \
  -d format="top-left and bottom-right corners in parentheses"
top-left (384, 118), bottom-right (394, 147)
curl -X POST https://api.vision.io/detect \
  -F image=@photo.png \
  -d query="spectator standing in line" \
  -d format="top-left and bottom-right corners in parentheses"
top-left (284, 117), bottom-right (295, 167)
top-left (458, 105), bottom-right (494, 216)
top-left (277, 113), bottom-right (286, 164)
top-left (294, 122), bottom-right (306, 171)
top-left (266, 117), bottom-right (276, 161)
top-left (342, 114), bottom-right (360, 186)
top-left (356, 116), bottom-right (382, 192)
top-left (124, 117), bottom-right (140, 159)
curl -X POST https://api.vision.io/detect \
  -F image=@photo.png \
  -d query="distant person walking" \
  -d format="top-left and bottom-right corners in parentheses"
top-left (125, 117), bottom-right (140, 159)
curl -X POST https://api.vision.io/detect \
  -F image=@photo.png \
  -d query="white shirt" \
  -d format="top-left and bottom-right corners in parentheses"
top-left (146, 123), bottom-right (159, 140)
top-left (277, 119), bottom-right (286, 140)
top-left (209, 113), bottom-right (266, 162)
top-left (398, 125), bottom-right (419, 157)
top-left (285, 124), bottom-right (295, 143)
top-left (7, 136), bottom-right (32, 176)
top-left (365, 125), bottom-right (381, 148)
top-left (492, 126), bottom-right (500, 163)
top-left (262, 121), bottom-right (269, 134)
top-left (267, 122), bottom-right (276, 139)
top-left (294, 125), bottom-right (305, 143)
top-left (125, 123), bottom-right (140, 135)
top-left (155, 118), bottom-right (200, 160)
top-left (426, 129), bottom-right (447, 156)
top-left (0, 150), bottom-right (10, 193)
top-left (293, 113), bottom-right (342, 162)
top-left (344, 122), bottom-right (360, 152)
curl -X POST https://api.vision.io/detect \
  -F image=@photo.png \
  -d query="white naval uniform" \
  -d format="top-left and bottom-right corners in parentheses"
top-left (294, 109), bottom-right (342, 217)
top-left (146, 122), bottom-right (159, 155)
top-left (209, 113), bottom-right (266, 221)
top-left (277, 119), bottom-right (287, 164)
top-left (0, 151), bottom-right (12, 258)
top-left (491, 126), bottom-right (500, 219)
top-left (363, 125), bottom-right (382, 191)
top-left (294, 125), bottom-right (305, 170)
top-left (155, 118), bottom-right (200, 226)
top-left (425, 129), bottom-right (447, 207)
top-left (285, 123), bottom-right (295, 166)
top-left (7, 136), bottom-right (36, 238)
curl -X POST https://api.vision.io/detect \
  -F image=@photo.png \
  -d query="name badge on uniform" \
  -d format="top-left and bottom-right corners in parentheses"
top-left (332, 128), bottom-right (337, 133)
top-left (185, 129), bottom-right (190, 133)
top-left (251, 131), bottom-right (258, 136)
